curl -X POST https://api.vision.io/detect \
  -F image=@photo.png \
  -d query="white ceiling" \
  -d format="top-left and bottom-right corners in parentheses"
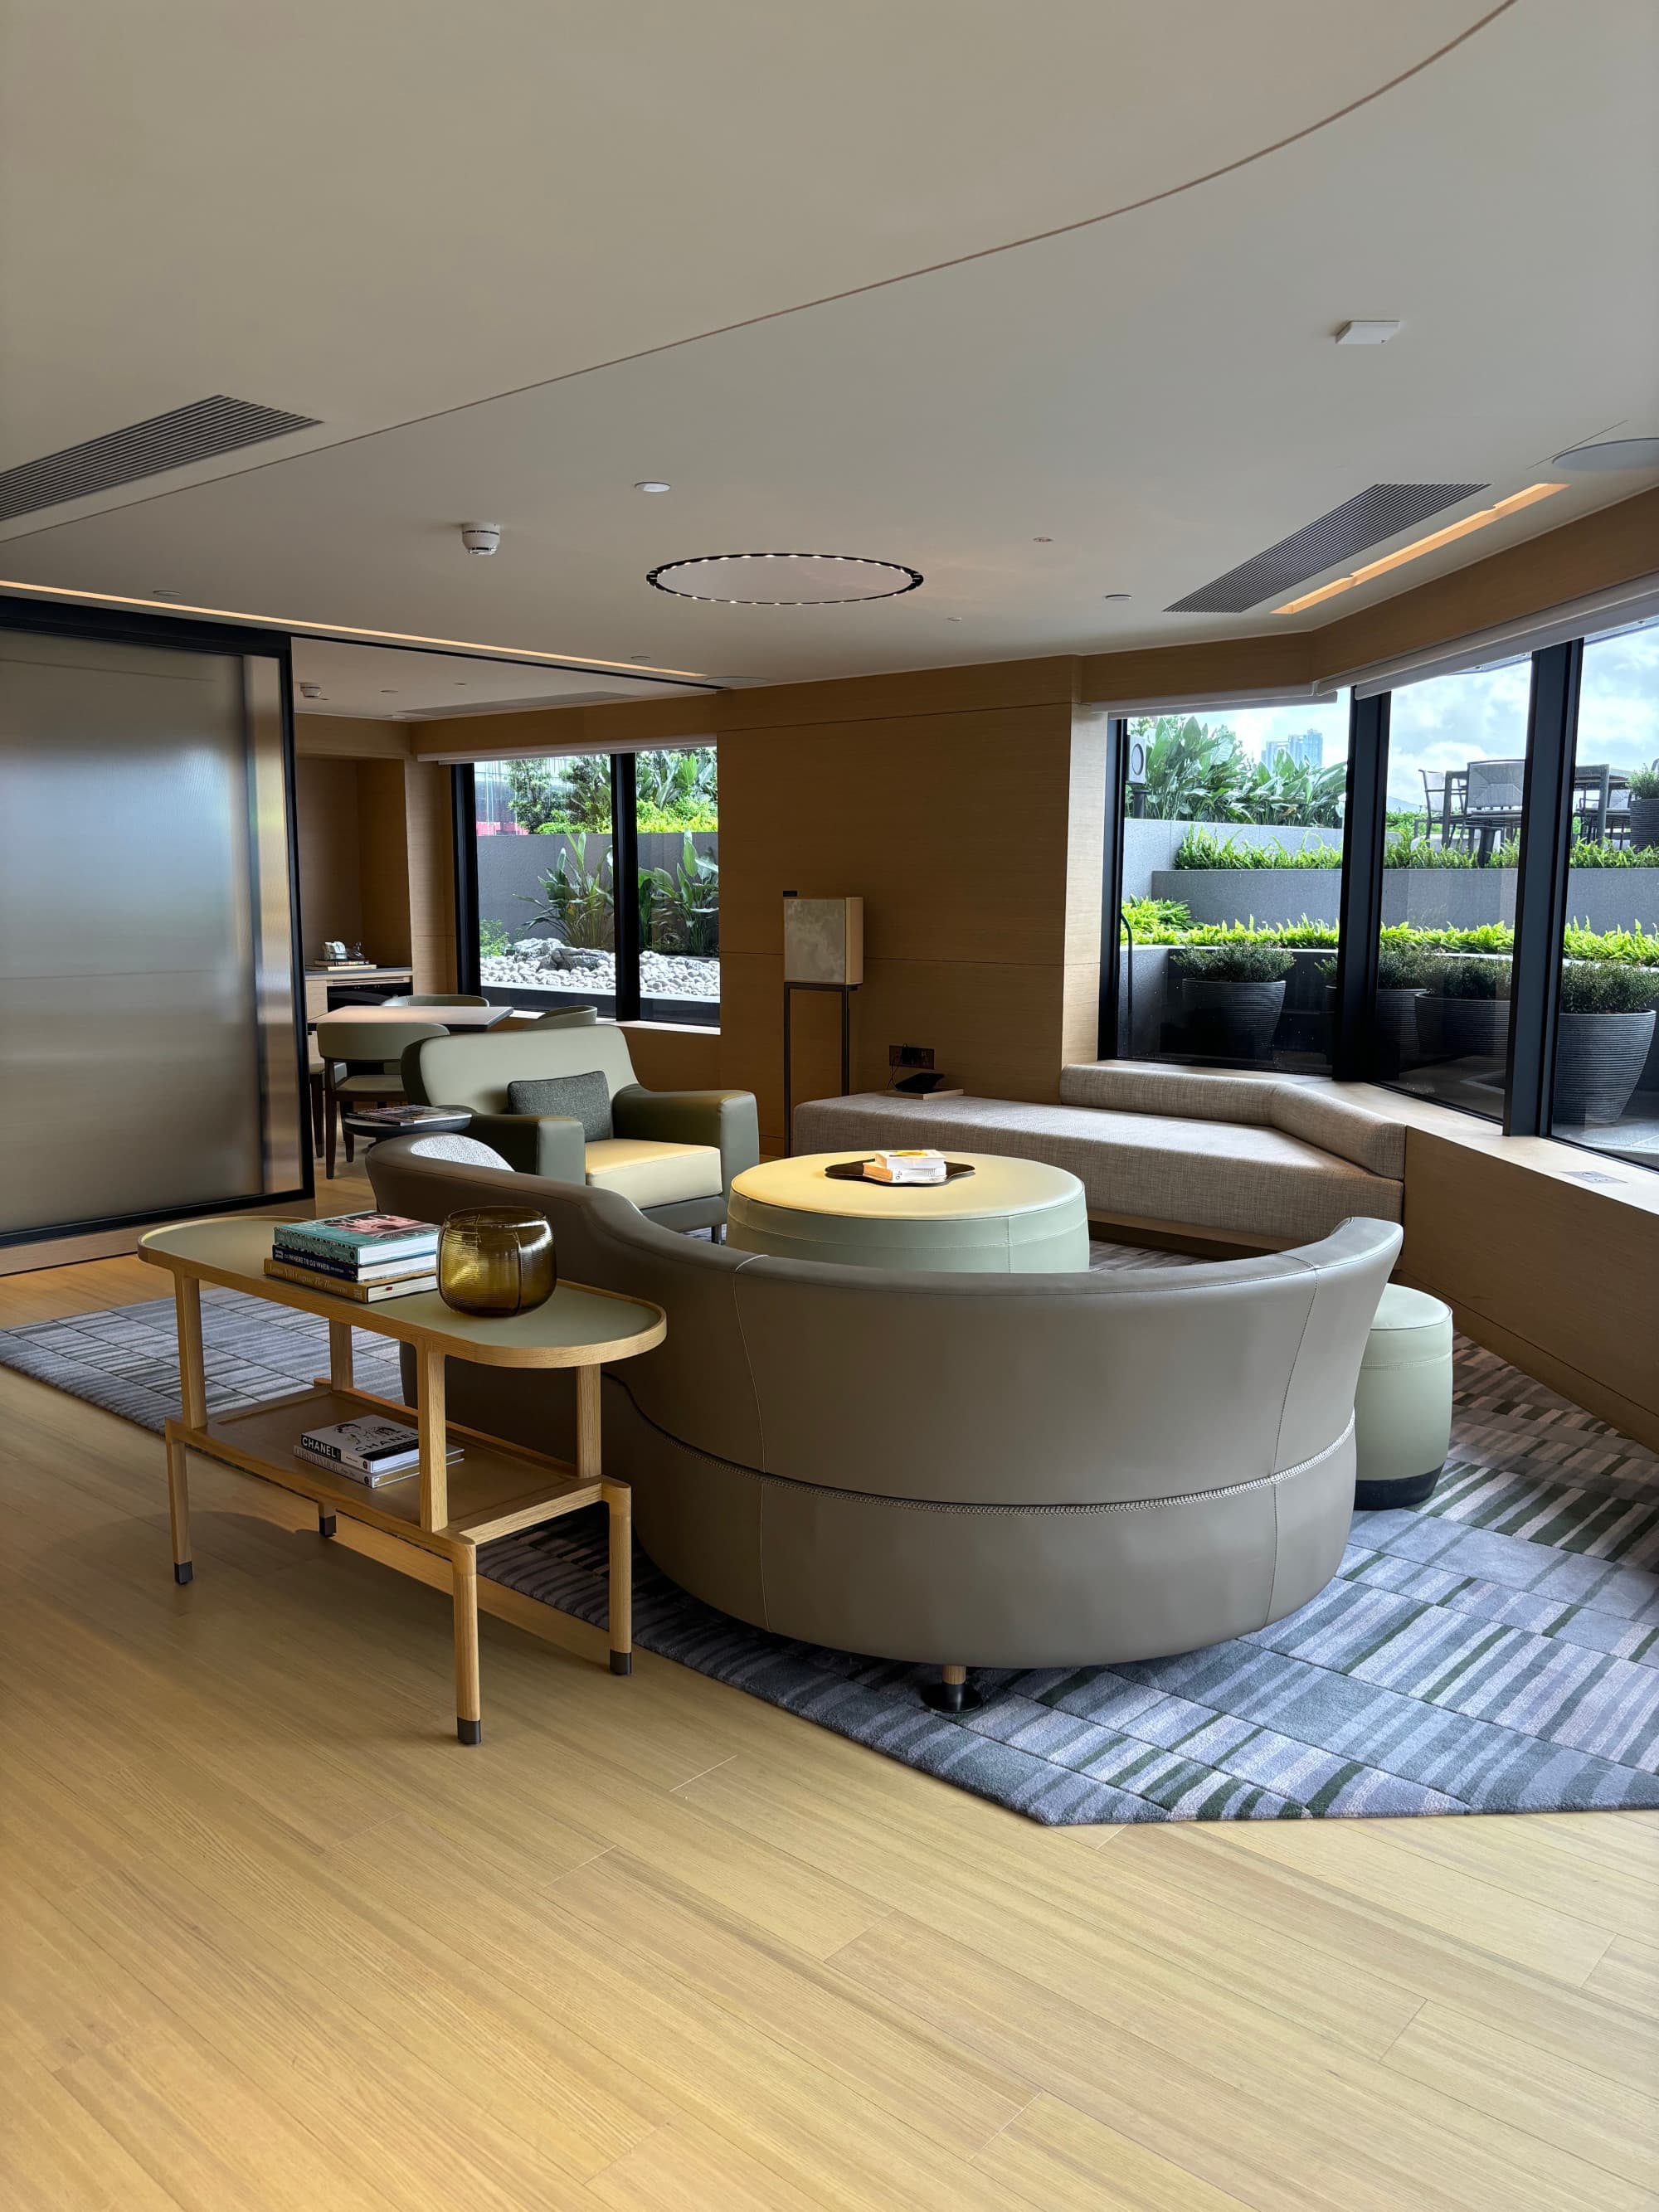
top-left (289, 639), bottom-right (705, 718)
top-left (2, 1), bottom-right (1655, 688)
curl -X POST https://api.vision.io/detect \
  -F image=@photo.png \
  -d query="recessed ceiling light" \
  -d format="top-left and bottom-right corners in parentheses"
top-left (1034, 537), bottom-right (1053, 543)
top-left (1102, 592), bottom-right (1131, 600)
top-left (628, 654), bottom-right (654, 663)
top-left (1550, 435), bottom-right (1659, 473)
top-left (635, 480), bottom-right (671, 493)
top-left (1276, 483), bottom-right (1564, 613)
top-left (646, 552), bottom-right (923, 605)
top-left (1335, 319), bottom-right (1402, 345)
top-left (454, 680), bottom-right (468, 686)
top-left (380, 688), bottom-right (397, 693)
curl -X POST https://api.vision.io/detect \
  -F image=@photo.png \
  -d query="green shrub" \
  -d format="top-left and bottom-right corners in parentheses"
top-left (1627, 761), bottom-right (1659, 802)
top-left (1563, 921), bottom-right (1659, 967)
top-left (1424, 955), bottom-right (1511, 1001)
top-left (478, 916), bottom-right (511, 958)
top-left (1170, 944), bottom-right (1296, 984)
top-left (1120, 896), bottom-right (1192, 937)
top-left (1564, 840), bottom-right (1659, 868)
top-left (1558, 962), bottom-right (1659, 1014)
top-left (1174, 828), bottom-right (1341, 869)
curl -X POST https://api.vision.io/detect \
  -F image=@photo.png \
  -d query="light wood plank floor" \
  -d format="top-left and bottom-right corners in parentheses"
top-left (2, 1174), bottom-right (1657, 2210)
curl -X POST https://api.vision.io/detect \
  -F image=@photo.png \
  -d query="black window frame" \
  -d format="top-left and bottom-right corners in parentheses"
top-left (1097, 633), bottom-right (1654, 1173)
top-left (455, 745), bottom-right (721, 1030)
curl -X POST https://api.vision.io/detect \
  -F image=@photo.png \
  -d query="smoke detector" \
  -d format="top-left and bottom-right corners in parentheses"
top-left (460, 522), bottom-right (502, 557)
top-left (298, 682), bottom-right (324, 699)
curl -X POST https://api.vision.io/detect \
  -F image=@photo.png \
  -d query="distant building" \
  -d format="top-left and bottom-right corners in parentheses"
top-left (1263, 729), bottom-right (1324, 771)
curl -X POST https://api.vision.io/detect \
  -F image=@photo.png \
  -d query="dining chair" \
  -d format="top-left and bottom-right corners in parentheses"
top-left (1463, 758), bottom-right (1525, 863)
top-left (314, 1014), bottom-right (446, 1177)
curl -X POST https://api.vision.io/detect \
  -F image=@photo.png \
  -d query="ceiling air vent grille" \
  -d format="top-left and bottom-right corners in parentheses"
top-left (1165, 483), bottom-right (1488, 615)
top-left (0, 395), bottom-right (320, 523)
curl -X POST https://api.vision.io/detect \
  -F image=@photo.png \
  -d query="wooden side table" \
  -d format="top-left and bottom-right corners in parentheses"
top-left (140, 1218), bottom-right (665, 1743)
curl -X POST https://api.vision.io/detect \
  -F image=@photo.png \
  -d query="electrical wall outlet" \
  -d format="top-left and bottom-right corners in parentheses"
top-left (889, 1043), bottom-right (934, 1069)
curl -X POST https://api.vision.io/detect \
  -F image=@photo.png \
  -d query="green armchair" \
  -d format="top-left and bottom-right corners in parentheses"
top-left (401, 1024), bottom-right (758, 1232)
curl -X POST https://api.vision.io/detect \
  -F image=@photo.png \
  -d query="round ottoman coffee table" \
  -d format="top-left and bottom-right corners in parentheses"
top-left (1354, 1284), bottom-right (1454, 1510)
top-left (727, 1150), bottom-right (1090, 1273)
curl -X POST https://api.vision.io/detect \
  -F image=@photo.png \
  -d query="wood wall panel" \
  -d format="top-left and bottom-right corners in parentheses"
top-left (402, 762), bottom-right (457, 994)
top-left (354, 758), bottom-right (412, 966)
top-left (719, 704), bottom-right (1078, 965)
top-left (294, 713), bottom-right (412, 759)
top-left (1398, 1126), bottom-right (1659, 1451)
top-left (294, 756), bottom-right (362, 959)
top-left (620, 1021), bottom-right (721, 1092)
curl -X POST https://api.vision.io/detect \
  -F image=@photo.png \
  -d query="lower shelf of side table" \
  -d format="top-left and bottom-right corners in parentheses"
top-left (183, 1383), bottom-right (603, 1549)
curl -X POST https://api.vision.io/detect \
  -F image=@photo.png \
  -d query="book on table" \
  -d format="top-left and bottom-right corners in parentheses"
top-left (294, 1417), bottom-right (462, 1485)
top-left (264, 1259), bottom-right (436, 1303)
top-left (269, 1238), bottom-right (436, 1283)
top-left (864, 1150), bottom-right (948, 1185)
top-left (275, 1213), bottom-right (440, 1266)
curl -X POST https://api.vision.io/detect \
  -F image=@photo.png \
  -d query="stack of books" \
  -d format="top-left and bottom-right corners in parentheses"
top-left (265, 1213), bottom-right (441, 1302)
top-left (864, 1150), bottom-right (948, 1185)
top-left (294, 1416), bottom-right (460, 1487)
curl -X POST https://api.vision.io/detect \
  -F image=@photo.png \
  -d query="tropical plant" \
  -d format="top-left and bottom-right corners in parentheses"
top-left (559, 753), bottom-right (614, 830)
top-left (1120, 896), bottom-right (1192, 937)
top-left (1234, 752), bottom-right (1346, 828)
top-left (1564, 920), bottom-right (1659, 966)
top-left (1627, 761), bottom-right (1659, 801)
top-left (636, 747), bottom-right (718, 820)
top-left (479, 915), bottom-right (512, 958)
top-left (1558, 960), bottom-right (1659, 1014)
top-left (504, 757), bottom-right (567, 834)
top-left (643, 835), bottom-right (719, 956)
top-left (1563, 840), bottom-right (1659, 868)
top-left (1174, 829), bottom-right (1341, 869)
top-left (1170, 943), bottom-right (1296, 983)
top-left (1132, 716), bottom-right (1246, 820)
top-left (520, 835), bottom-right (615, 948)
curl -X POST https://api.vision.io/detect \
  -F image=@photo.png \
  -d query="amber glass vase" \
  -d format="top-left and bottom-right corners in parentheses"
top-left (437, 1208), bottom-right (557, 1317)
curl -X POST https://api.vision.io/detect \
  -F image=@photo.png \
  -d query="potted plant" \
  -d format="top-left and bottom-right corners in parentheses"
top-left (1170, 942), bottom-right (1295, 1061)
top-left (1553, 960), bottom-right (1659, 1125)
top-left (1413, 955), bottom-right (1511, 1064)
top-left (1627, 761), bottom-right (1659, 854)
top-left (1316, 944), bottom-right (1436, 1077)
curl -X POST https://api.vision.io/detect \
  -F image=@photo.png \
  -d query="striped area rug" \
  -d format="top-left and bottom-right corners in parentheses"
top-left (2, 1276), bottom-right (1656, 1824)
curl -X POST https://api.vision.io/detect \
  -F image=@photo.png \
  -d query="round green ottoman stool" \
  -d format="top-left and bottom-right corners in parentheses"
top-left (1354, 1284), bottom-right (1453, 1510)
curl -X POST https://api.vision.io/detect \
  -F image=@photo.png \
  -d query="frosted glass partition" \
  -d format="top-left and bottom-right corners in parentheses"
top-left (0, 627), bottom-right (305, 1242)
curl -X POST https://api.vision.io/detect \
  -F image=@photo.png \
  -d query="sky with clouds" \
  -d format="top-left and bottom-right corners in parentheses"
top-left (1217, 618), bottom-right (1658, 814)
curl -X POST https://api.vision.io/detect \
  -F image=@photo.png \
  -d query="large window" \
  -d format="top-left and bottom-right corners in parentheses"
top-left (468, 746), bottom-right (718, 1026)
top-left (1118, 698), bottom-right (1350, 1070)
top-left (1380, 661), bottom-right (1533, 1118)
top-left (1550, 621), bottom-right (1659, 1167)
top-left (1100, 615), bottom-right (1659, 1174)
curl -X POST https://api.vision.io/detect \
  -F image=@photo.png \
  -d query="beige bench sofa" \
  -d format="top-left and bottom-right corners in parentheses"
top-left (792, 1062), bottom-right (1405, 1247)
top-left (367, 1137), bottom-right (1400, 1690)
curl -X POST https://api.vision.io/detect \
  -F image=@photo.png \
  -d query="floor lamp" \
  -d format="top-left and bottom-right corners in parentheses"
top-left (781, 895), bottom-right (864, 1155)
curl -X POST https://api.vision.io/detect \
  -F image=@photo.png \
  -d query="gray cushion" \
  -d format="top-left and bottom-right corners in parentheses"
top-left (507, 1070), bottom-right (612, 1141)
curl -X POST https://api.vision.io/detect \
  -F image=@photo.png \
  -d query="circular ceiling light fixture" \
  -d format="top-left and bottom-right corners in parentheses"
top-left (635, 479), bottom-right (672, 493)
top-left (1550, 436), bottom-right (1659, 474)
top-left (646, 552), bottom-right (923, 605)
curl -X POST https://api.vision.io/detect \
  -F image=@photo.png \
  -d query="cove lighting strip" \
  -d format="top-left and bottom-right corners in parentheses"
top-left (1275, 483), bottom-right (1565, 615)
top-left (0, 577), bottom-right (717, 685)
